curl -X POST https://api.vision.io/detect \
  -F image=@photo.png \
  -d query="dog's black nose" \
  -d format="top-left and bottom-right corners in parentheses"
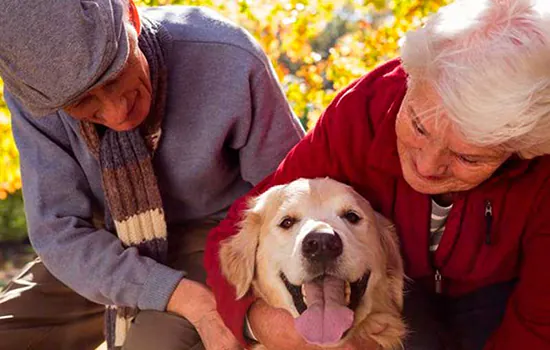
top-left (302, 232), bottom-right (343, 262)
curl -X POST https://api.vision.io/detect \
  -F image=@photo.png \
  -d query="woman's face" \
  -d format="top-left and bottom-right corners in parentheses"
top-left (395, 84), bottom-right (511, 195)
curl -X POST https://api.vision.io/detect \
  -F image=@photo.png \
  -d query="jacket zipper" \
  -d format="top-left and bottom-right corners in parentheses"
top-left (434, 269), bottom-right (443, 294)
top-left (485, 200), bottom-right (493, 245)
top-left (427, 196), bottom-right (444, 294)
top-left (432, 199), bottom-right (493, 294)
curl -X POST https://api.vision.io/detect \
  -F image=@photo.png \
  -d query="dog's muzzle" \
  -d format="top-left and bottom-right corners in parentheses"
top-left (280, 272), bottom-right (370, 345)
top-left (301, 231), bottom-right (343, 264)
top-left (281, 230), bottom-right (370, 345)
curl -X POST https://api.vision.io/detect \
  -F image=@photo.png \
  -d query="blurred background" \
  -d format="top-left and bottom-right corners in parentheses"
top-left (0, 0), bottom-right (450, 289)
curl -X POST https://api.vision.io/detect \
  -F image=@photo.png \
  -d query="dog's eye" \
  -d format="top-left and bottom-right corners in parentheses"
top-left (342, 210), bottom-right (361, 224)
top-left (279, 217), bottom-right (296, 229)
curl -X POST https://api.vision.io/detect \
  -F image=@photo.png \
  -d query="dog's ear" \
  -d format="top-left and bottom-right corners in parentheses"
top-left (219, 185), bottom-right (284, 299)
top-left (375, 212), bottom-right (405, 310)
top-left (219, 199), bottom-right (261, 299)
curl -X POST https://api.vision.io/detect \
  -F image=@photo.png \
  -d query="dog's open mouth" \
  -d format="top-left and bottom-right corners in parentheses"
top-left (280, 272), bottom-right (370, 346)
top-left (280, 272), bottom-right (370, 314)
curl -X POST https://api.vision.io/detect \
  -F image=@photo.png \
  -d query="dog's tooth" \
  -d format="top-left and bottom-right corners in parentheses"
top-left (345, 281), bottom-right (351, 306)
top-left (301, 284), bottom-right (308, 305)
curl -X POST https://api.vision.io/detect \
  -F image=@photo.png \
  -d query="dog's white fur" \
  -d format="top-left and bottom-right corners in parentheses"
top-left (220, 178), bottom-right (406, 349)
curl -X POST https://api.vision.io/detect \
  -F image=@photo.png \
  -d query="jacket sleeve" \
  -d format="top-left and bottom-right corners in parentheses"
top-left (204, 80), bottom-right (372, 345)
top-left (484, 177), bottom-right (550, 349)
top-left (7, 91), bottom-right (185, 311)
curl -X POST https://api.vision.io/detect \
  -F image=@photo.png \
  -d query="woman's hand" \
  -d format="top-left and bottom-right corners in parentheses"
top-left (249, 299), bottom-right (322, 350)
top-left (335, 334), bottom-right (380, 350)
top-left (167, 278), bottom-right (242, 350)
top-left (249, 299), bottom-right (381, 350)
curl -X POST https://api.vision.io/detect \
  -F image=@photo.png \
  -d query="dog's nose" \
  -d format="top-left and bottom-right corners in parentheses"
top-left (302, 232), bottom-right (343, 262)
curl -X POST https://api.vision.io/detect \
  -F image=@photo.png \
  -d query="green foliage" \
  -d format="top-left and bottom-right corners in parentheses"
top-left (0, 191), bottom-right (27, 241)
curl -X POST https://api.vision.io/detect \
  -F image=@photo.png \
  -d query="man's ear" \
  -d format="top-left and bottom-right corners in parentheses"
top-left (127, 0), bottom-right (141, 35)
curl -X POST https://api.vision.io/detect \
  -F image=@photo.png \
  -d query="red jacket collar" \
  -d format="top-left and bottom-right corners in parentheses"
top-left (366, 67), bottom-right (407, 177)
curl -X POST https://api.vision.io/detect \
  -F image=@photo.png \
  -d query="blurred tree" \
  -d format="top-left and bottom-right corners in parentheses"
top-left (0, 80), bottom-right (21, 200)
top-left (0, 82), bottom-right (24, 241)
top-left (0, 0), bottom-right (450, 199)
top-left (134, 0), bottom-right (450, 127)
top-left (0, 191), bottom-right (26, 241)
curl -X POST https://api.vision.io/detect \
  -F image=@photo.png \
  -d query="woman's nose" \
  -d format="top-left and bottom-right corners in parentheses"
top-left (415, 147), bottom-right (449, 177)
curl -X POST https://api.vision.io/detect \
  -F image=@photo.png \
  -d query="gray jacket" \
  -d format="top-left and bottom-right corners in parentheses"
top-left (7, 6), bottom-right (304, 311)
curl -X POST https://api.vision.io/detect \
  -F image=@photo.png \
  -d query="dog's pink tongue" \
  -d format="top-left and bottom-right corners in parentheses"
top-left (294, 276), bottom-right (354, 345)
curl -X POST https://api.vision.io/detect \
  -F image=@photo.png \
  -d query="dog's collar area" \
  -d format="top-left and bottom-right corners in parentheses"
top-left (279, 272), bottom-right (370, 315)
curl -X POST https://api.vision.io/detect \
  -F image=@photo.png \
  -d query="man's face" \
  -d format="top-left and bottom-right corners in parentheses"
top-left (64, 27), bottom-right (152, 131)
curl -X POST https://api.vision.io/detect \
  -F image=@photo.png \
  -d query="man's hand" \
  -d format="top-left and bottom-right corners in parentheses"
top-left (167, 278), bottom-right (242, 350)
top-left (195, 311), bottom-right (243, 350)
top-left (249, 299), bottom-right (380, 350)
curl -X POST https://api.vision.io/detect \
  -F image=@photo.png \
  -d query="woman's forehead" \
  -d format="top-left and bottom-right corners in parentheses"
top-left (444, 126), bottom-right (506, 158)
top-left (406, 82), bottom-right (442, 109)
top-left (404, 89), bottom-right (507, 158)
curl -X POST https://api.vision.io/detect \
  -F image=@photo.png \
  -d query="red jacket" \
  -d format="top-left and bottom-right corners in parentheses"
top-left (205, 58), bottom-right (550, 349)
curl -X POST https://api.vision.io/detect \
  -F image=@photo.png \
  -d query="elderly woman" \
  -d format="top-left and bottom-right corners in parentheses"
top-left (204, 0), bottom-right (550, 349)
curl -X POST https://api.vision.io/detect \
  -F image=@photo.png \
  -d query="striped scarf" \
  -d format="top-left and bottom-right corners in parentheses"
top-left (80, 17), bottom-right (170, 349)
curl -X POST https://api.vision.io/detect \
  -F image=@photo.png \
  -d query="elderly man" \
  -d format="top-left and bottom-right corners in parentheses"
top-left (0, 1), bottom-right (303, 349)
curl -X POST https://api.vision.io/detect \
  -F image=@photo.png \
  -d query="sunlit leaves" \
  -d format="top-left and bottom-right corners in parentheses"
top-left (0, 0), bottom-right (450, 198)
top-left (0, 80), bottom-right (20, 199)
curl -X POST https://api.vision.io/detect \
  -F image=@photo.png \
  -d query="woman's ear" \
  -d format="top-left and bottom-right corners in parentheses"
top-left (127, 0), bottom-right (141, 35)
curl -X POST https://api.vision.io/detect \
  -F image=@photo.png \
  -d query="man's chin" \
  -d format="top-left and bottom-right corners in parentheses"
top-left (108, 111), bottom-right (149, 131)
top-left (106, 120), bottom-right (140, 132)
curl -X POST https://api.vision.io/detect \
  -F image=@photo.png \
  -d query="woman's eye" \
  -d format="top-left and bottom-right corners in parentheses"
top-left (342, 210), bottom-right (361, 224)
top-left (458, 155), bottom-right (478, 165)
top-left (412, 118), bottom-right (427, 136)
top-left (279, 217), bottom-right (296, 229)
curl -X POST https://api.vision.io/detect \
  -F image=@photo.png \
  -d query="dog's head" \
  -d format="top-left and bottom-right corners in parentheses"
top-left (220, 178), bottom-right (404, 347)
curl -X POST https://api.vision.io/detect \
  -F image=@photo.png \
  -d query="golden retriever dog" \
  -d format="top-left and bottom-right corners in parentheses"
top-left (220, 178), bottom-right (405, 349)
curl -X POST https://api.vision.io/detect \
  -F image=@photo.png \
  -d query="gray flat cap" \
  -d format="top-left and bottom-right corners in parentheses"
top-left (0, 0), bottom-right (130, 116)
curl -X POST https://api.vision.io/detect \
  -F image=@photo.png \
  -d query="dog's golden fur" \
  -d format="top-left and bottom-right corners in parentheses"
top-left (220, 178), bottom-right (406, 349)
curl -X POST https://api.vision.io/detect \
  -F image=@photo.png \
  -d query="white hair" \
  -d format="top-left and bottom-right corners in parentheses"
top-left (400, 0), bottom-right (550, 158)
